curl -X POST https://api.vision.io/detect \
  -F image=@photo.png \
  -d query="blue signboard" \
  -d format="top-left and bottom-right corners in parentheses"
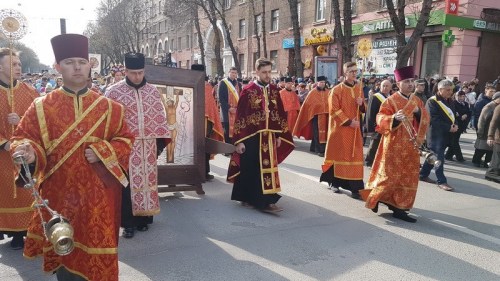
top-left (282, 37), bottom-right (305, 49)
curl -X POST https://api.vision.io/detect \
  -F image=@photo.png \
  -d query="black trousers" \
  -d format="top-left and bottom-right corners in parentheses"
top-left (445, 132), bottom-right (464, 160)
top-left (365, 133), bottom-right (382, 167)
top-left (472, 149), bottom-right (493, 165)
top-left (222, 121), bottom-right (231, 144)
top-left (56, 266), bottom-right (86, 281)
top-left (310, 116), bottom-right (325, 154)
top-left (121, 185), bottom-right (153, 228)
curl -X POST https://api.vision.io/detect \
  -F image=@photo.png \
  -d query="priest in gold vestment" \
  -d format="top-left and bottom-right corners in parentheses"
top-left (11, 34), bottom-right (133, 281)
top-left (363, 66), bottom-right (430, 223)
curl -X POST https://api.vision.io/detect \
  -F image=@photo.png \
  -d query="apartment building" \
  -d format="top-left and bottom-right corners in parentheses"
top-left (139, 0), bottom-right (500, 83)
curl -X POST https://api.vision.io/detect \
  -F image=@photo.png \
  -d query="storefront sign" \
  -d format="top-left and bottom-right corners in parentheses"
top-left (445, 14), bottom-right (500, 33)
top-left (352, 10), bottom-right (444, 36)
top-left (282, 37), bottom-right (305, 49)
top-left (359, 38), bottom-right (397, 75)
top-left (361, 17), bottom-right (410, 33)
top-left (445, 0), bottom-right (459, 15)
top-left (305, 35), bottom-right (333, 45)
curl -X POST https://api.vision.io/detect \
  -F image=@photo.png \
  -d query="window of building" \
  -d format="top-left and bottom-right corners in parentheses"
top-left (193, 33), bottom-right (199, 48)
top-left (177, 36), bottom-right (182, 50)
top-left (379, 0), bottom-right (398, 9)
top-left (255, 14), bottom-right (262, 35)
top-left (315, 0), bottom-right (325, 21)
top-left (253, 52), bottom-right (259, 69)
top-left (224, 0), bottom-right (231, 9)
top-left (270, 50), bottom-right (278, 71)
top-left (186, 35), bottom-right (190, 49)
top-left (158, 0), bottom-right (162, 15)
top-left (271, 9), bottom-right (279, 31)
top-left (421, 38), bottom-right (442, 78)
top-left (239, 19), bottom-right (246, 38)
top-left (170, 39), bottom-right (174, 52)
top-left (352, 0), bottom-right (357, 15)
top-left (239, 54), bottom-right (245, 71)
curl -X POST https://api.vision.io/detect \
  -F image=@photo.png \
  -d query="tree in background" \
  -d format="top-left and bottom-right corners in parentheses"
top-left (287, 0), bottom-right (304, 78)
top-left (331, 0), bottom-right (354, 64)
top-left (0, 38), bottom-right (48, 73)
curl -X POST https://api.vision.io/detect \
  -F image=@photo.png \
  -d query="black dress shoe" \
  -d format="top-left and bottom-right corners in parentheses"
top-left (371, 202), bottom-right (379, 213)
top-left (351, 192), bottom-right (361, 200)
top-left (392, 210), bottom-right (417, 223)
top-left (205, 174), bottom-right (215, 180)
top-left (137, 225), bottom-right (149, 232)
top-left (419, 176), bottom-right (437, 184)
top-left (123, 228), bottom-right (135, 238)
top-left (10, 235), bottom-right (24, 250)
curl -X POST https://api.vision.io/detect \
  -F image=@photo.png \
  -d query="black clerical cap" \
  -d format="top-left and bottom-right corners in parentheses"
top-left (124, 53), bottom-right (145, 70)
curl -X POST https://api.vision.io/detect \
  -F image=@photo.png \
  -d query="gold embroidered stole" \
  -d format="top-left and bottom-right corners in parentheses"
top-left (429, 96), bottom-right (455, 123)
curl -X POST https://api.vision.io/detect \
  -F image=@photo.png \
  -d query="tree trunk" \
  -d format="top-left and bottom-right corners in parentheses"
top-left (261, 0), bottom-right (267, 57)
top-left (331, 0), bottom-right (354, 65)
top-left (288, 0), bottom-right (303, 78)
top-left (386, 0), bottom-right (433, 68)
top-left (193, 8), bottom-right (206, 67)
top-left (213, 2), bottom-right (241, 76)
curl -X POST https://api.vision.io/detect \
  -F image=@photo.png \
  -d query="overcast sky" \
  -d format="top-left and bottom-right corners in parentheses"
top-left (2, 0), bottom-right (101, 65)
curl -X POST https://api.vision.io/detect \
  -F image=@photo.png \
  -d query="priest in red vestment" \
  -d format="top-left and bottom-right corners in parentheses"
top-left (0, 48), bottom-right (40, 250)
top-left (227, 58), bottom-right (294, 212)
top-left (293, 76), bottom-right (329, 156)
top-left (320, 62), bottom-right (366, 199)
top-left (106, 52), bottom-right (170, 239)
top-left (11, 34), bottom-right (134, 281)
top-left (362, 66), bottom-right (430, 223)
top-left (279, 77), bottom-right (300, 133)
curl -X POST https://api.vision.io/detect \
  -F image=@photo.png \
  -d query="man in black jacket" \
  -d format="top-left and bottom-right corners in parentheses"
top-left (445, 90), bottom-right (471, 162)
top-left (364, 79), bottom-right (391, 167)
top-left (473, 84), bottom-right (495, 130)
top-left (419, 79), bottom-right (458, 191)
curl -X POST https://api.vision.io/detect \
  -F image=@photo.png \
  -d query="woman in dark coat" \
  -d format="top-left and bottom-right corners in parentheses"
top-left (445, 91), bottom-right (471, 161)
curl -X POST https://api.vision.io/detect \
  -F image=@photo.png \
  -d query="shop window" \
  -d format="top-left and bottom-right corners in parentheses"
top-left (270, 50), bottom-right (278, 71)
top-left (420, 39), bottom-right (442, 78)
top-left (315, 0), bottom-right (326, 21)
top-left (271, 9), bottom-right (279, 32)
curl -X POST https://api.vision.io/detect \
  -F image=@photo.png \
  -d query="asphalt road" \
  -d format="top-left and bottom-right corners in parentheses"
top-left (1, 132), bottom-right (499, 281)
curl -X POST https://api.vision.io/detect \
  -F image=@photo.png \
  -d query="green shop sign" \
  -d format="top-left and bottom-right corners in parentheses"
top-left (351, 10), bottom-right (444, 36)
top-left (444, 14), bottom-right (500, 33)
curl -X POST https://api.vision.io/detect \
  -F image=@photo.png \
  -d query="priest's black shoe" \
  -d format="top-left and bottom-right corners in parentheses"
top-left (123, 228), bottom-right (135, 238)
top-left (351, 191), bottom-right (361, 200)
top-left (392, 209), bottom-right (417, 223)
top-left (205, 173), bottom-right (215, 180)
top-left (137, 225), bottom-right (149, 232)
top-left (10, 235), bottom-right (24, 250)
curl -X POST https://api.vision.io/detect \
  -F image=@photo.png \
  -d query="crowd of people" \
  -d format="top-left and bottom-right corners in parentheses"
top-left (0, 32), bottom-right (499, 280)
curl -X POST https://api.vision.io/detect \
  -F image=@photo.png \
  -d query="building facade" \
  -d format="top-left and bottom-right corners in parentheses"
top-left (138, 0), bottom-right (500, 85)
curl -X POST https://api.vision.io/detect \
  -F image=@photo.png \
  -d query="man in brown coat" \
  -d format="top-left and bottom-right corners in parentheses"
top-left (485, 92), bottom-right (500, 182)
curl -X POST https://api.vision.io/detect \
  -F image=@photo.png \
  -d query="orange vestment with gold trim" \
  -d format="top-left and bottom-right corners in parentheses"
top-left (0, 81), bottom-right (39, 233)
top-left (323, 82), bottom-right (366, 180)
top-left (293, 88), bottom-right (329, 142)
top-left (205, 82), bottom-right (224, 142)
top-left (11, 88), bottom-right (133, 281)
top-left (363, 93), bottom-right (429, 210)
top-left (279, 89), bottom-right (300, 133)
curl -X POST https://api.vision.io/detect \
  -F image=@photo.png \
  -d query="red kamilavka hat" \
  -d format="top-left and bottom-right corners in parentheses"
top-left (51, 34), bottom-right (89, 63)
top-left (394, 66), bottom-right (414, 82)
